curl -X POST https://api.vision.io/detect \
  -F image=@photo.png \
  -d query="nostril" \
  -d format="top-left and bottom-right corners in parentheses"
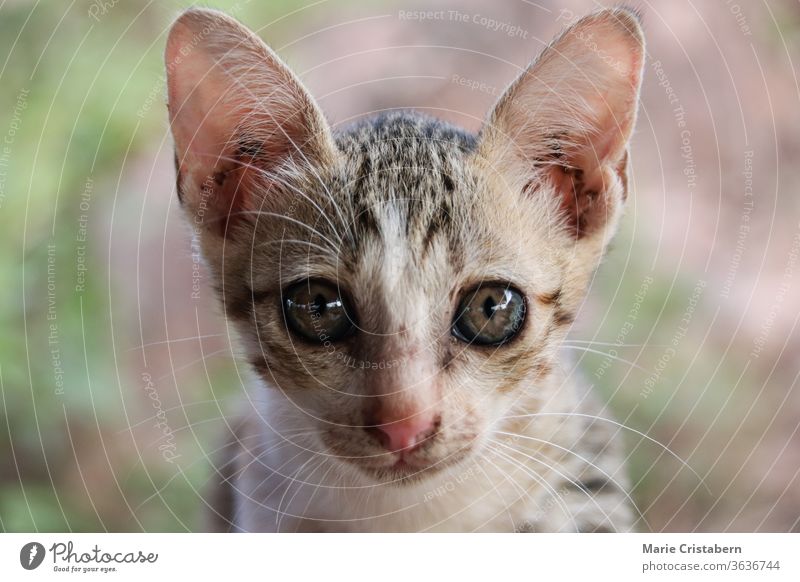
top-left (364, 426), bottom-right (392, 450)
top-left (365, 415), bottom-right (440, 453)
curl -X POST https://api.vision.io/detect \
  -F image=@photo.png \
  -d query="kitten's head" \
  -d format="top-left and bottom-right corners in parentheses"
top-left (165, 8), bottom-right (644, 484)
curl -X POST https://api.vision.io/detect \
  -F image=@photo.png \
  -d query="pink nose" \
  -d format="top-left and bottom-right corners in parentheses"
top-left (367, 413), bottom-right (439, 453)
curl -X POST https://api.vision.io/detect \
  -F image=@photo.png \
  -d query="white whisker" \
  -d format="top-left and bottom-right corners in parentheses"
top-left (558, 345), bottom-right (650, 373)
top-left (484, 443), bottom-right (577, 532)
top-left (214, 152), bottom-right (346, 243)
top-left (231, 210), bottom-right (341, 251)
top-left (500, 412), bottom-right (710, 493)
top-left (493, 430), bottom-right (648, 526)
top-left (488, 437), bottom-right (615, 529)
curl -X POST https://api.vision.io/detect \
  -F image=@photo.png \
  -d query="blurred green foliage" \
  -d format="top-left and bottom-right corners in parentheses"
top-left (0, 0), bottom-right (307, 532)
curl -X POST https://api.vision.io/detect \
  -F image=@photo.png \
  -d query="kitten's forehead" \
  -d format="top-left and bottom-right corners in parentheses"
top-left (323, 112), bottom-right (480, 333)
top-left (262, 112), bottom-right (548, 332)
top-left (335, 110), bottom-right (478, 171)
top-left (333, 111), bottom-right (477, 249)
top-left (330, 112), bottom-right (476, 261)
top-left (265, 112), bottom-right (551, 296)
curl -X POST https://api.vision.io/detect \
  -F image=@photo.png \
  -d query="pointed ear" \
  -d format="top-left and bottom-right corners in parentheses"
top-left (478, 8), bottom-right (644, 242)
top-left (165, 8), bottom-right (336, 235)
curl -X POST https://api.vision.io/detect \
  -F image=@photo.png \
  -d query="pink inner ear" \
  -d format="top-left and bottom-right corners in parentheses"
top-left (564, 170), bottom-right (612, 238)
top-left (166, 30), bottom-right (234, 173)
top-left (164, 8), bottom-right (329, 171)
top-left (166, 46), bottom-right (253, 233)
top-left (165, 8), bottom-right (335, 236)
top-left (481, 9), bottom-right (644, 240)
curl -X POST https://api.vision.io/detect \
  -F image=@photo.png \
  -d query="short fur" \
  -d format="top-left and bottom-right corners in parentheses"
top-left (166, 6), bottom-right (645, 532)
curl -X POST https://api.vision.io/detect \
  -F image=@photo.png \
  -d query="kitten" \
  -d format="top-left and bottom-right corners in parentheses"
top-left (165, 6), bottom-right (645, 532)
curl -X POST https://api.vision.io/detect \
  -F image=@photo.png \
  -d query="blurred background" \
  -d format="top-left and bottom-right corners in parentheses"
top-left (1, 0), bottom-right (799, 532)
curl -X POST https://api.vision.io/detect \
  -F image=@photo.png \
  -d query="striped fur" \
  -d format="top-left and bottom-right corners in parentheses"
top-left (166, 7), bottom-right (645, 532)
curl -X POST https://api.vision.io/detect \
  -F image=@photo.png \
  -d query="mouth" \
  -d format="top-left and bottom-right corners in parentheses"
top-left (362, 457), bottom-right (440, 484)
top-left (321, 429), bottom-right (474, 485)
top-left (357, 450), bottom-right (473, 485)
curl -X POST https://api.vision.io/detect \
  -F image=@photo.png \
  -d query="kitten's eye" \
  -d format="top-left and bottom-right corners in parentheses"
top-left (452, 285), bottom-right (526, 346)
top-left (283, 280), bottom-right (354, 343)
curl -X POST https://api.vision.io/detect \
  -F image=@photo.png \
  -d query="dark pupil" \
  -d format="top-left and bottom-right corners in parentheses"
top-left (482, 295), bottom-right (497, 319)
top-left (311, 294), bottom-right (326, 315)
top-left (284, 281), bottom-right (354, 343)
top-left (451, 286), bottom-right (525, 346)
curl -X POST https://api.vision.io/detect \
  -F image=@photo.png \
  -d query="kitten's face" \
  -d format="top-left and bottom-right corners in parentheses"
top-left (165, 9), bottom-right (644, 484)
top-left (227, 115), bottom-right (570, 482)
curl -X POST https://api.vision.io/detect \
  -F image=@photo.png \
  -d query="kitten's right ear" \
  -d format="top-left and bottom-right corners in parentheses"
top-left (165, 8), bottom-right (335, 235)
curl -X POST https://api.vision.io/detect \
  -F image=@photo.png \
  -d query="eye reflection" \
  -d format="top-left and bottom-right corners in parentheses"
top-left (283, 280), bottom-right (354, 343)
top-left (452, 284), bottom-right (526, 346)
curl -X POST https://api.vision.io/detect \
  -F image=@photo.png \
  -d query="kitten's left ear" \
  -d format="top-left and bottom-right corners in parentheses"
top-left (478, 8), bottom-right (645, 243)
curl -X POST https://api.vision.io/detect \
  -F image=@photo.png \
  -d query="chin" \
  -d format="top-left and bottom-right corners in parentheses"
top-left (357, 449), bottom-right (475, 487)
top-left (361, 461), bottom-right (442, 486)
